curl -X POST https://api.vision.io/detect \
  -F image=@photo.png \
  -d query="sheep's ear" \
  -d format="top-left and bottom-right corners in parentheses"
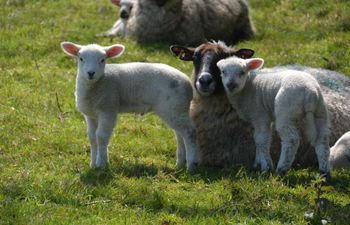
top-left (61, 42), bottom-right (82, 57)
top-left (216, 59), bottom-right (225, 70)
top-left (105, 44), bottom-right (125, 58)
top-left (231, 48), bottom-right (255, 59)
top-left (170, 45), bottom-right (195, 61)
top-left (246, 58), bottom-right (264, 71)
top-left (111, 0), bottom-right (120, 6)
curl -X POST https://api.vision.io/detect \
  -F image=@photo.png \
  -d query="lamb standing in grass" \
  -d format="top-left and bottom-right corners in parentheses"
top-left (60, 42), bottom-right (198, 171)
top-left (217, 57), bottom-right (330, 174)
top-left (330, 131), bottom-right (350, 171)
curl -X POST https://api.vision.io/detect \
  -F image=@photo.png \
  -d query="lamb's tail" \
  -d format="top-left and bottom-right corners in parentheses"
top-left (304, 89), bottom-right (329, 147)
top-left (305, 111), bottom-right (317, 146)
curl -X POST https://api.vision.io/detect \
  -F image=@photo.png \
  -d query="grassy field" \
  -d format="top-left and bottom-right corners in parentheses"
top-left (1, 0), bottom-right (350, 224)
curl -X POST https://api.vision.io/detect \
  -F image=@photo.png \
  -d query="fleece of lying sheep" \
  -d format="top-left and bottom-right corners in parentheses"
top-left (60, 42), bottom-right (199, 170)
top-left (217, 57), bottom-right (330, 174)
top-left (125, 0), bottom-right (255, 45)
top-left (171, 41), bottom-right (350, 169)
top-left (330, 131), bottom-right (350, 171)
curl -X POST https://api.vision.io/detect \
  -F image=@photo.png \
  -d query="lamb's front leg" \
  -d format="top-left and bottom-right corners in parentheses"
top-left (96, 111), bottom-right (118, 168)
top-left (253, 121), bottom-right (273, 172)
top-left (85, 116), bottom-right (98, 168)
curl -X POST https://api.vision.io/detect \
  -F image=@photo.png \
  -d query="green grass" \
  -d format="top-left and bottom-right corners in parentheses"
top-left (1, 0), bottom-right (350, 224)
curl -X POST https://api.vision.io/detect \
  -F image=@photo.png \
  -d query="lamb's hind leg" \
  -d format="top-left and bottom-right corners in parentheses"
top-left (95, 112), bottom-right (118, 168)
top-left (175, 131), bottom-right (186, 169)
top-left (157, 111), bottom-right (199, 171)
top-left (314, 117), bottom-right (331, 175)
top-left (275, 123), bottom-right (300, 174)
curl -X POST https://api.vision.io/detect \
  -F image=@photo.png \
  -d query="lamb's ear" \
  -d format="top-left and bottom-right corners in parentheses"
top-left (111, 0), bottom-right (121, 6)
top-left (170, 45), bottom-right (195, 61)
top-left (104, 44), bottom-right (125, 58)
top-left (231, 48), bottom-right (255, 59)
top-left (61, 42), bottom-right (82, 57)
top-left (246, 58), bottom-right (264, 71)
top-left (216, 59), bottom-right (225, 70)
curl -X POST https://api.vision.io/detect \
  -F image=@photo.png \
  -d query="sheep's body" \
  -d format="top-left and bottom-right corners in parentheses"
top-left (125, 0), bottom-right (255, 45)
top-left (330, 131), bottom-right (350, 171)
top-left (61, 42), bottom-right (198, 170)
top-left (217, 57), bottom-right (330, 173)
top-left (194, 65), bottom-right (350, 170)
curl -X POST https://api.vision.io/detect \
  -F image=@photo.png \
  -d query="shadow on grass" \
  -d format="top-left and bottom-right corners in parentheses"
top-left (80, 167), bottom-right (115, 186)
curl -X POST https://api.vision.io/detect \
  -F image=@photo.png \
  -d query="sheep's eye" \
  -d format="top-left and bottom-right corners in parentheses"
top-left (100, 58), bottom-right (105, 63)
top-left (239, 70), bottom-right (245, 77)
top-left (79, 57), bottom-right (83, 62)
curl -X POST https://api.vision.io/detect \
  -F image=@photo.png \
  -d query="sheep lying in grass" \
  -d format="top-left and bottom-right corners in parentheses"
top-left (98, 0), bottom-right (135, 37)
top-left (124, 0), bottom-right (255, 45)
top-left (60, 42), bottom-right (198, 171)
top-left (330, 131), bottom-right (350, 171)
top-left (217, 57), bottom-right (330, 174)
top-left (170, 42), bottom-right (350, 172)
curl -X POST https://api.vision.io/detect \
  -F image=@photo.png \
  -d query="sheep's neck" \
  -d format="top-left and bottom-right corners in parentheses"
top-left (75, 74), bottom-right (103, 100)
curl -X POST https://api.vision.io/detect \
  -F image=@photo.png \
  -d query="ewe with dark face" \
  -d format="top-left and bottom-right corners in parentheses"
top-left (171, 41), bottom-right (257, 167)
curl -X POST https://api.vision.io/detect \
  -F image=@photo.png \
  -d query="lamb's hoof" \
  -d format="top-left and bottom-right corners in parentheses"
top-left (318, 171), bottom-right (331, 185)
top-left (187, 162), bottom-right (199, 174)
top-left (175, 161), bottom-right (186, 170)
top-left (254, 160), bottom-right (273, 172)
top-left (275, 167), bottom-right (288, 176)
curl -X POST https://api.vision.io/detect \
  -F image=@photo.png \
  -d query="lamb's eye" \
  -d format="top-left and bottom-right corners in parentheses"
top-left (239, 71), bottom-right (245, 77)
top-left (79, 57), bottom-right (83, 62)
top-left (100, 58), bottom-right (105, 63)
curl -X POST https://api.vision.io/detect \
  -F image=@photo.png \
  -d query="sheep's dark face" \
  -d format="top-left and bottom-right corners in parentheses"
top-left (170, 42), bottom-right (255, 97)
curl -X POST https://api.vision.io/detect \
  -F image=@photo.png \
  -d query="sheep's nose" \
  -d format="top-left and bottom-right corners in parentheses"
top-left (120, 10), bottom-right (129, 19)
top-left (198, 73), bottom-right (213, 86)
top-left (87, 71), bottom-right (95, 79)
top-left (226, 82), bottom-right (238, 91)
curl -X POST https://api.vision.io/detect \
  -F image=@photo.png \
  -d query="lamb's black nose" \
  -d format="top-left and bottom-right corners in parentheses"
top-left (87, 71), bottom-right (95, 79)
top-left (120, 10), bottom-right (129, 19)
top-left (226, 82), bottom-right (238, 91)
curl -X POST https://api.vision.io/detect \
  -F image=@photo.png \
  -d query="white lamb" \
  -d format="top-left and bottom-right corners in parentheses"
top-left (60, 41), bottom-right (199, 171)
top-left (217, 56), bottom-right (331, 175)
top-left (330, 131), bottom-right (350, 171)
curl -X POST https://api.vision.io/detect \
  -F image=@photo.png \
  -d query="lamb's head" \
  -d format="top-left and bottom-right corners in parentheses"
top-left (111, 0), bottom-right (134, 19)
top-left (170, 41), bottom-right (254, 96)
top-left (60, 42), bottom-right (124, 82)
top-left (217, 57), bottom-right (264, 95)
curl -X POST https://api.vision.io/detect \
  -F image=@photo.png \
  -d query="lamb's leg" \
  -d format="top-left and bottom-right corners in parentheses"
top-left (175, 131), bottom-right (186, 169)
top-left (157, 112), bottom-right (199, 171)
top-left (314, 118), bottom-right (331, 175)
top-left (86, 116), bottom-right (98, 168)
top-left (275, 123), bottom-right (300, 174)
top-left (95, 112), bottom-right (118, 168)
top-left (252, 121), bottom-right (273, 171)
